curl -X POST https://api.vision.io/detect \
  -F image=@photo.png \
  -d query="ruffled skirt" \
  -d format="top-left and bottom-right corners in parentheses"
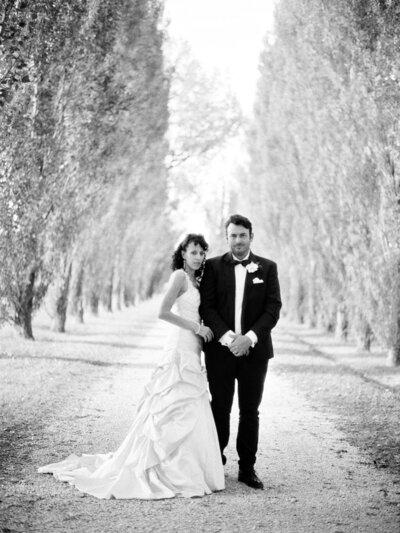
top-left (38, 347), bottom-right (224, 499)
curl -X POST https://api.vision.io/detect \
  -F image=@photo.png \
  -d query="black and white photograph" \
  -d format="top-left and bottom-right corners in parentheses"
top-left (0, 0), bottom-right (399, 531)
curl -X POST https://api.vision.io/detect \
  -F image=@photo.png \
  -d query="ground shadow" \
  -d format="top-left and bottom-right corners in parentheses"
top-left (0, 353), bottom-right (158, 369)
top-left (274, 362), bottom-right (400, 393)
top-left (37, 338), bottom-right (163, 351)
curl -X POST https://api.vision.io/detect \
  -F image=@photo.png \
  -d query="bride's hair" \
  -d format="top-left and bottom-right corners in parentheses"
top-left (171, 234), bottom-right (209, 277)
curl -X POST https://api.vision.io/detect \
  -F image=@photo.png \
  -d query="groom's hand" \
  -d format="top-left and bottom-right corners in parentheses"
top-left (229, 335), bottom-right (252, 357)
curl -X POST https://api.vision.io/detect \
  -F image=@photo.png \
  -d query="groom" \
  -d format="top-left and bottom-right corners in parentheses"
top-left (200, 214), bottom-right (282, 489)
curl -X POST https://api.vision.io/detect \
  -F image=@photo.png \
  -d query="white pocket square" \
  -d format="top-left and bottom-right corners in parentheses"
top-left (252, 277), bottom-right (264, 284)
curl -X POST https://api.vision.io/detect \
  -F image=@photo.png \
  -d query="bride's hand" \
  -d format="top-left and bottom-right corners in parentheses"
top-left (198, 325), bottom-right (214, 342)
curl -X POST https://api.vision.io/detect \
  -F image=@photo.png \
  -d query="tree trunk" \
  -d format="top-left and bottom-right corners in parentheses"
top-left (289, 276), bottom-right (305, 323)
top-left (306, 261), bottom-right (317, 327)
top-left (386, 296), bottom-right (400, 366)
top-left (387, 344), bottom-right (400, 366)
top-left (387, 262), bottom-right (400, 366)
top-left (70, 262), bottom-right (84, 323)
top-left (123, 285), bottom-right (132, 307)
top-left (14, 269), bottom-right (35, 340)
top-left (115, 277), bottom-right (122, 310)
top-left (89, 291), bottom-right (99, 315)
top-left (335, 303), bottom-right (348, 341)
top-left (296, 281), bottom-right (305, 324)
top-left (51, 261), bottom-right (72, 333)
top-left (77, 299), bottom-right (84, 323)
top-left (105, 270), bottom-right (113, 312)
top-left (317, 305), bottom-right (336, 332)
top-left (356, 319), bottom-right (373, 352)
top-left (114, 256), bottom-right (122, 311)
top-left (387, 304), bottom-right (400, 367)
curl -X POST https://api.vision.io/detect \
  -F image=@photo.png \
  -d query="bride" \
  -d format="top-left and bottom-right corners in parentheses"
top-left (38, 234), bottom-right (225, 499)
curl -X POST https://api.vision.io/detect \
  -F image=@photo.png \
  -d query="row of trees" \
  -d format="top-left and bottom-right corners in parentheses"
top-left (0, 0), bottom-right (172, 338)
top-left (0, 0), bottom-right (243, 340)
top-left (244, 0), bottom-right (400, 365)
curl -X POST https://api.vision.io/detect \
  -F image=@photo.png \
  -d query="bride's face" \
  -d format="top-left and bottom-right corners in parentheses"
top-left (182, 242), bottom-right (206, 272)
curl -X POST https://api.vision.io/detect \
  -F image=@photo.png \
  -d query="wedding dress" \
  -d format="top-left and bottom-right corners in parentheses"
top-left (38, 271), bottom-right (225, 499)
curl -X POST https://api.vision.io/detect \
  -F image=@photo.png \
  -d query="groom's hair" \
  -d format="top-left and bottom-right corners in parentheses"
top-left (225, 214), bottom-right (253, 235)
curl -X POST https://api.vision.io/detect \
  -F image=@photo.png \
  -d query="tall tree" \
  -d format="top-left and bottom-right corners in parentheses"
top-left (244, 0), bottom-right (400, 364)
top-left (0, 0), bottom-right (171, 336)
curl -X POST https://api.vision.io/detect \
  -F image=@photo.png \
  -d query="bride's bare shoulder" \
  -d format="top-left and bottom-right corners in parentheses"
top-left (168, 269), bottom-right (188, 292)
top-left (169, 269), bottom-right (186, 281)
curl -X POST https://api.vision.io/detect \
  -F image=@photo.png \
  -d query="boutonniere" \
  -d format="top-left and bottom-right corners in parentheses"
top-left (246, 261), bottom-right (259, 274)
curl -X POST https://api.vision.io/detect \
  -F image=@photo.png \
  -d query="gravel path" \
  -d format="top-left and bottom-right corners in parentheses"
top-left (0, 298), bottom-right (399, 532)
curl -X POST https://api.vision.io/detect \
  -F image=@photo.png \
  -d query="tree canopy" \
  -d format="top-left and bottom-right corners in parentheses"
top-left (244, 0), bottom-right (400, 365)
top-left (0, 0), bottom-right (171, 337)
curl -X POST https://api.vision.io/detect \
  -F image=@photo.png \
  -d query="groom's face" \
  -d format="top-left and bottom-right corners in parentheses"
top-left (226, 223), bottom-right (253, 259)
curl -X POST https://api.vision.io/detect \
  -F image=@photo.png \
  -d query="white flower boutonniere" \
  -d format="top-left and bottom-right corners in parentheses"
top-left (246, 262), bottom-right (259, 273)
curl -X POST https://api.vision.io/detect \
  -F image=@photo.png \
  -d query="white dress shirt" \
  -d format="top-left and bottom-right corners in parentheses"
top-left (219, 252), bottom-right (258, 349)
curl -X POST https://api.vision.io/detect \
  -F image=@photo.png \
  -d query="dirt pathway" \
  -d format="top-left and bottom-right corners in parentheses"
top-left (0, 298), bottom-right (399, 532)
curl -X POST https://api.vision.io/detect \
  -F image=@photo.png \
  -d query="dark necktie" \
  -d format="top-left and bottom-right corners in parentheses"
top-left (232, 257), bottom-right (251, 267)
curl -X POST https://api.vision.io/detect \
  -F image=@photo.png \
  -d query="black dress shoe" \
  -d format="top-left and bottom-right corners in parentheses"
top-left (238, 468), bottom-right (264, 490)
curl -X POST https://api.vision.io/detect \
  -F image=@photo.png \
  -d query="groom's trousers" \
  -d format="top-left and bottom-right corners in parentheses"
top-left (205, 345), bottom-right (269, 470)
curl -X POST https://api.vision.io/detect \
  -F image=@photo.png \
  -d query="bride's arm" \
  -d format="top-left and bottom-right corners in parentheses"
top-left (158, 270), bottom-right (199, 333)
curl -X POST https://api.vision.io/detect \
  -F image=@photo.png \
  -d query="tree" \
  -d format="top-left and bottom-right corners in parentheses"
top-left (243, 0), bottom-right (400, 364)
top-left (0, 0), bottom-right (171, 336)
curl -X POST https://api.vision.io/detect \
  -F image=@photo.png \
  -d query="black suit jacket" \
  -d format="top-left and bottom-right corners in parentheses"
top-left (199, 252), bottom-right (282, 359)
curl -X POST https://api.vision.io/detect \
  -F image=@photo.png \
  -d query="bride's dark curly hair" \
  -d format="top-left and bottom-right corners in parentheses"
top-left (171, 233), bottom-right (209, 279)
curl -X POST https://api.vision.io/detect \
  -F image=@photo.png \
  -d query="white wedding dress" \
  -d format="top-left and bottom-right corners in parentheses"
top-left (38, 271), bottom-right (224, 499)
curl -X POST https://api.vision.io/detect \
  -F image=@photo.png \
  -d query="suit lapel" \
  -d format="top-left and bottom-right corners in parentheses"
top-left (222, 253), bottom-right (236, 317)
top-left (241, 252), bottom-right (256, 322)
